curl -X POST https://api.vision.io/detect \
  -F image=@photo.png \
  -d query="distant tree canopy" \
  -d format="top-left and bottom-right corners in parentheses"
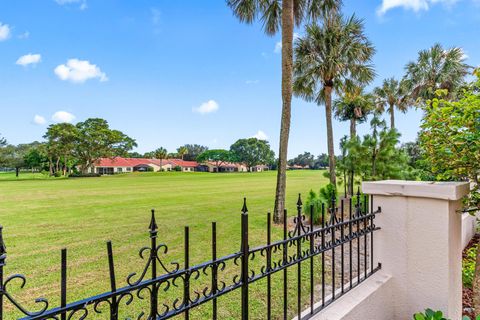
top-left (230, 138), bottom-right (275, 170)
top-left (73, 118), bottom-right (137, 173)
top-left (288, 152), bottom-right (315, 168)
top-left (128, 151), bottom-right (144, 158)
top-left (197, 149), bottom-right (232, 169)
top-left (180, 144), bottom-right (208, 161)
top-left (30, 118), bottom-right (137, 175)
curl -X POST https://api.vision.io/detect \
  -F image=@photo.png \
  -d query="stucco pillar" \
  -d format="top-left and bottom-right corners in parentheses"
top-left (362, 180), bottom-right (470, 320)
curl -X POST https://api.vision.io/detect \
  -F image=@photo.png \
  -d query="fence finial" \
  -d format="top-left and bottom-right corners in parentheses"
top-left (0, 225), bottom-right (6, 259)
top-left (296, 193), bottom-right (302, 207)
top-left (242, 198), bottom-right (248, 214)
top-left (149, 209), bottom-right (158, 232)
top-left (356, 186), bottom-right (361, 197)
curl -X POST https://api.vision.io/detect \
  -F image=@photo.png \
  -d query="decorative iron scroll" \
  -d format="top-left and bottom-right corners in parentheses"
top-left (0, 191), bottom-right (381, 320)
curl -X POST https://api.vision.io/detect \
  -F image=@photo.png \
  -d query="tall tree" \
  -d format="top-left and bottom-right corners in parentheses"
top-left (73, 118), bottom-right (137, 173)
top-left (403, 43), bottom-right (470, 103)
top-left (227, 0), bottom-right (341, 223)
top-left (230, 138), bottom-right (275, 171)
top-left (294, 13), bottom-right (375, 186)
top-left (154, 147), bottom-right (168, 170)
top-left (176, 146), bottom-right (188, 160)
top-left (334, 86), bottom-right (374, 138)
top-left (44, 123), bottom-right (78, 175)
top-left (373, 77), bottom-right (408, 129)
top-left (197, 149), bottom-right (232, 172)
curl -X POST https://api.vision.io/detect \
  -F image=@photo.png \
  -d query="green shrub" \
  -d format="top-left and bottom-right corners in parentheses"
top-left (174, 166), bottom-right (182, 172)
top-left (413, 309), bottom-right (447, 320)
top-left (303, 184), bottom-right (337, 225)
top-left (54, 171), bottom-right (62, 177)
top-left (463, 244), bottom-right (477, 288)
top-left (413, 309), bottom-right (479, 320)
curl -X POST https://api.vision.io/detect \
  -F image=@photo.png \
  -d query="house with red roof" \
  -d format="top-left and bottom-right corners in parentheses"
top-left (91, 157), bottom-right (199, 174)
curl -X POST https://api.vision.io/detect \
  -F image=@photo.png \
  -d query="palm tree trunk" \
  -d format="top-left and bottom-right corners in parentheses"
top-left (389, 103), bottom-right (395, 129)
top-left (325, 86), bottom-right (337, 186)
top-left (273, 0), bottom-right (294, 224)
top-left (160, 159), bottom-right (163, 172)
top-left (350, 119), bottom-right (356, 139)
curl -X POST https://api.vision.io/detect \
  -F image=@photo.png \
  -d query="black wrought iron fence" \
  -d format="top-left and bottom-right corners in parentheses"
top-left (0, 191), bottom-right (381, 320)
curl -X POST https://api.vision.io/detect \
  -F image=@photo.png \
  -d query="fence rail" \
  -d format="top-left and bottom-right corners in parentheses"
top-left (0, 191), bottom-right (381, 320)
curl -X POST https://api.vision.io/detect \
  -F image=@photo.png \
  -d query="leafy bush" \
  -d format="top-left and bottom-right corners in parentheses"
top-left (463, 244), bottom-right (477, 288)
top-left (174, 166), bottom-right (182, 172)
top-left (414, 309), bottom-right (447, 320)
top-left (413, 309), bottom-right (479, 320)
top-left (304, 184), bottom-right (337, 224)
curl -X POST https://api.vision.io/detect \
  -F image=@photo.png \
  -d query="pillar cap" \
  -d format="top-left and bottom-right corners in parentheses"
top-left (362, 180), bottom-right (470, 201)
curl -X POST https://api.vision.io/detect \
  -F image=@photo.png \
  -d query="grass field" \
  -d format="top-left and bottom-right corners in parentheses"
top-left (0, 170), bottom-right (329, 319)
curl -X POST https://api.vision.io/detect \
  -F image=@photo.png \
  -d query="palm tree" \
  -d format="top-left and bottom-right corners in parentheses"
top-left (227, 0), bottom-right (341, 224)
top-left (294, 13), bottom-right (375, 186)
top-left (373, 78), bottom-right (408, 129)
top-left (334, 86), bottom-right (374, 138)
top-left (177, 146), bottom-right (188, 160)
top-left (403, 43), bottom-right (470, 103)
top-left (154, 147), bottom-right (168, 171)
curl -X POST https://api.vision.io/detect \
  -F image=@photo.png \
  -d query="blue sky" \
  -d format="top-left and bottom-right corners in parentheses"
top-left (0, 0), bottom-right (479, 157)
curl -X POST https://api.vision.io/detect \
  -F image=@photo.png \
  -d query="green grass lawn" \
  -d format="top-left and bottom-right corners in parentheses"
top-left (0, 171), bottom-right (328, 319)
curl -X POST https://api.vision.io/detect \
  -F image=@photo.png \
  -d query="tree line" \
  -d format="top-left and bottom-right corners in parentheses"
top-left (0, 118), bottom-right (136, 176)
top-left (0, 125), bottom-right (277, 176)
top-left (227, 0), bottom-right (471, 223)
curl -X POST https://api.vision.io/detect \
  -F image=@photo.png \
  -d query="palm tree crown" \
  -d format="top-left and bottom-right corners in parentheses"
top-left (403, 43), bottom-right (470, 103)
top-left (227, 0), bottom-right (342, 223)
top-left (293, 13), bottom-right (375, 186)
top-left (373, 77), bottom-right (408, 129)
top-left (334, 86), bottom-right (374, 138)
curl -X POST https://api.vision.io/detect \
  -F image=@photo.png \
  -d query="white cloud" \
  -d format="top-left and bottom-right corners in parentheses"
top-left (54, 59), bottom-right (108, 83)
top-left (55, 0), bottom-right (87, 10)
top-left (33, 115), bottom-right (46, 125)
top-left (52, 111), bottom-right (76, 123)
top-left (18, 31), bottom-right (30, 39)
top-left (193, 100), bottom-right (219, 115)
top-left (377, 0), bottom-right (459, 15)
top-left (252, 130), bottom-right (268, 140)
top-left (0, 22), bottom-right (11, 41)
top-left (274, 41), bottom-right (282, 54)
top-left (245, 80), bottom-right (259, 85)
top-left (16, 54), bottom-right (42, 66)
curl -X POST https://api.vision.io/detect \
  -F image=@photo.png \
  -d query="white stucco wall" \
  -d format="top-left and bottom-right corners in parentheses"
top-left (462, 213), bottom-right (476, 249)
top-left (308, 272), bottom-right (394, 320)
top-left (308, 180), bottom-right (470, 320)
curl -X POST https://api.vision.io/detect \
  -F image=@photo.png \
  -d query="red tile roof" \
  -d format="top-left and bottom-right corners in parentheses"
top-left (94, 157), bottom-right (198, 168)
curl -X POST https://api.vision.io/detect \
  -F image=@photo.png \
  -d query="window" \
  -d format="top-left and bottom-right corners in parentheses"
top-left (117, 168), bottom-right (123, 173)
top-left (126, 167), bottom-right (132, 172)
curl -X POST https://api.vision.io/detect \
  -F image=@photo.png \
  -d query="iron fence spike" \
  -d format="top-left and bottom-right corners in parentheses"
top-left (242, 197), bottom-right (248, 214)
top-left (0, 225), bottom-right (5, 256)
top-left (296, 193), bottom-right (302, 207)
top-left (149, 209), bottom-right (158, 232)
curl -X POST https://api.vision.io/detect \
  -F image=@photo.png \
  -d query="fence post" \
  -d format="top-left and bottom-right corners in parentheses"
top-left (363, 180), bottom-right (469, 319)
top-left (241, 198), bottom-right (249, 320)
top-left (149, 210), bottom-right (159, 319)
top-left (0, 226), bottom-right (6, 320)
